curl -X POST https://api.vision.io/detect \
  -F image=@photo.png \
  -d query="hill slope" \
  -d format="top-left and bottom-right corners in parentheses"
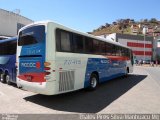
top-left (91, 18), bottom-right (160, 37)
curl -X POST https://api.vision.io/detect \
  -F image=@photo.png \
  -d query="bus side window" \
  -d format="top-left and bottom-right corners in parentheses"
top-left (106, 43), bottom-right (113, 56)
top-left (112, 45), bottom-right (116, 56)
top-left (61, 31), bottom-right (71, 52)
top-left (84, 37), bottom-right (93, 54)
top-left (116, 46), bottom-right (122, 56)
top-left (99, 41), bottom-right (106, 55)
top-left (0, 42), bottom-right (8, 55)
top-left (56, 29), bottom-right (72, 52)
top-left (8, 41), bottom-right (17, 55)
top-left (56, 29), bottom-right (61, 52)
top-left (124, 48), bottom-right (129, 57)
top-left (121, 48), bottom-right (125, 56)
top-left (73, 33), bottom-right (84, 53)
top-left (93, 39), bottom-right (100, 54)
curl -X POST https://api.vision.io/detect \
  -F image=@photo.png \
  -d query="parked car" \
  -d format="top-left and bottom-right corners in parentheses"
top-left (143, 60), bottom-right (150, 64)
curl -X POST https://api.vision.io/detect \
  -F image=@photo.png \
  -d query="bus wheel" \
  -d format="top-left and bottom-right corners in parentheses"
top-left (0, 73), bottom-right (2, 82)
top-left (89, 74), bottom-right (98, 90)
top-left (1, 74), bottom-right (6, 83)
top-left (125, 67), bottom-right (129, 77)
top-left (6, 75), bottom-right (11, 85)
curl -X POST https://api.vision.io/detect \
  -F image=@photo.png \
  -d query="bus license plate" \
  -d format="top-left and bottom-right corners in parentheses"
top-left (26, 75), bottom-right (32, 82)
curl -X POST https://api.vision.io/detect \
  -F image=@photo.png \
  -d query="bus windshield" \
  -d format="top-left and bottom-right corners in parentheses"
top-left (18, 25), bottom-right (45, 46)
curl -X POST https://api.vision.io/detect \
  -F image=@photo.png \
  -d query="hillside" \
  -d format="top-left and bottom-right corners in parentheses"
top-left (91, 18), bottom-right (160, 37)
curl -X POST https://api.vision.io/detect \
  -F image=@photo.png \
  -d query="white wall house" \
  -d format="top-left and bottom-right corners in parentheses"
top-left (0, 9), bottom-right (33, 37)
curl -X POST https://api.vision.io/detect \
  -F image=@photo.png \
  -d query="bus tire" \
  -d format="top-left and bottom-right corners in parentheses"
top-left (6, 74), bottom-right (11, 85)
top-left (0, 72), bottom-right (2, 82)
top-left (89, 74), bottom-right (98, 90)
top-left (1, 74), bottom-right (6, 83)
top-left (125, 67), bottom-right (129, 77)
top-left (0, 70), bottom-right (3, 81)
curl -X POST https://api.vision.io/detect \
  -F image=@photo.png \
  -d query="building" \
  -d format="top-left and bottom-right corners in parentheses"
top-left (131, 24), bottom-right (140, 34)
top-left (153, 36), bottom-right (160, 61)
top-left (0, 9), bottom-right (33, 38)
top-left (100, 33), bottom-right (153, 61)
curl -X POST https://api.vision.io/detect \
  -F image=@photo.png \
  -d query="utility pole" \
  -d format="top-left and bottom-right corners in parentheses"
top-left (144, 32), bottom-right (145, 60)
top-left (143, 27), bottom-right (147, 60)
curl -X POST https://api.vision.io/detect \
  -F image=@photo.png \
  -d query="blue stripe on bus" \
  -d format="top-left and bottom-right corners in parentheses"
top-left (84, 58), bottom-right (127, 88)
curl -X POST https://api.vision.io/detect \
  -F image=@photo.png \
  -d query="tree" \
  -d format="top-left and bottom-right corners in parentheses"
top-left (116, 19), bottom-right (124, 24)
top-left (143, 19), bottom-right (148, 22)
top-left (150, 18), bottom-right (157, 23)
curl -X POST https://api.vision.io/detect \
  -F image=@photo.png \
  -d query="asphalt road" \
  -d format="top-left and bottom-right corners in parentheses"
top-left (0, 66), bottom-right (160, 114)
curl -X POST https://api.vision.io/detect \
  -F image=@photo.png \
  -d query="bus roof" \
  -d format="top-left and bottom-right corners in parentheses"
top-left (0, 37), bottom-right (17, 44)
top-left (0, 36), bottom-right (10, 40)
top-left (19, 20), bottom-right (130, 49)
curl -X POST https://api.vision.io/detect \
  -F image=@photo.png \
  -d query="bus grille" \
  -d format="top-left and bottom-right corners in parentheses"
top-left (59, 70), bottom-right (75, 92)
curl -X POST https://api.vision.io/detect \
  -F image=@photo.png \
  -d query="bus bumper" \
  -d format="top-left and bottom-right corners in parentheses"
top-left (17, 78), bottom-right (56, 95)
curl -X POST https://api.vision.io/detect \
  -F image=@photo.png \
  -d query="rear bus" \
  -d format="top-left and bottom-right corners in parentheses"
top-left (17, 21), bottom-right (133, 95)
top-left (17, 22), bottom-right (56, 95)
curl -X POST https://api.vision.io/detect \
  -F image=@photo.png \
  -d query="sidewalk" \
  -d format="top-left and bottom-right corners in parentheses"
top-left (134, 64), bottom-right (160, 67)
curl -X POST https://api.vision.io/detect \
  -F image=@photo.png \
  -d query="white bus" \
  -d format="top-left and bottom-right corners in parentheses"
top-left (17, 21), bottom-right (133, 95)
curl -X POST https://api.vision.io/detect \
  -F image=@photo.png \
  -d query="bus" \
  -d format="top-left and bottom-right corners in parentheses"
top-left (0, 37), bottom-right (17, 84)
top-left (0, 36), bottom-right (10, 40)
top-left (17, 21), bottom-right (133, 95)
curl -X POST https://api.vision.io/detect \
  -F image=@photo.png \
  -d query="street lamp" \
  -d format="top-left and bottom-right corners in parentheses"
top-left (144, 32), bottom-right (145, 60)
top-left (143, 27), bottom-right (147, 60)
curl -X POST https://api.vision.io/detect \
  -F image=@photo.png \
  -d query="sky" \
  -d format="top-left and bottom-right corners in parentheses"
top-left (0, 0), bottom-right (160, 32)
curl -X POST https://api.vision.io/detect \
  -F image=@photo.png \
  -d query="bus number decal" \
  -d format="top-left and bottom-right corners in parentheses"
top-left (100, 59), bottom-right (109, 64)
top-left (21, 63), bottom-right (36, 68)
top-left (64, 60), bottom-right (81, 65)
